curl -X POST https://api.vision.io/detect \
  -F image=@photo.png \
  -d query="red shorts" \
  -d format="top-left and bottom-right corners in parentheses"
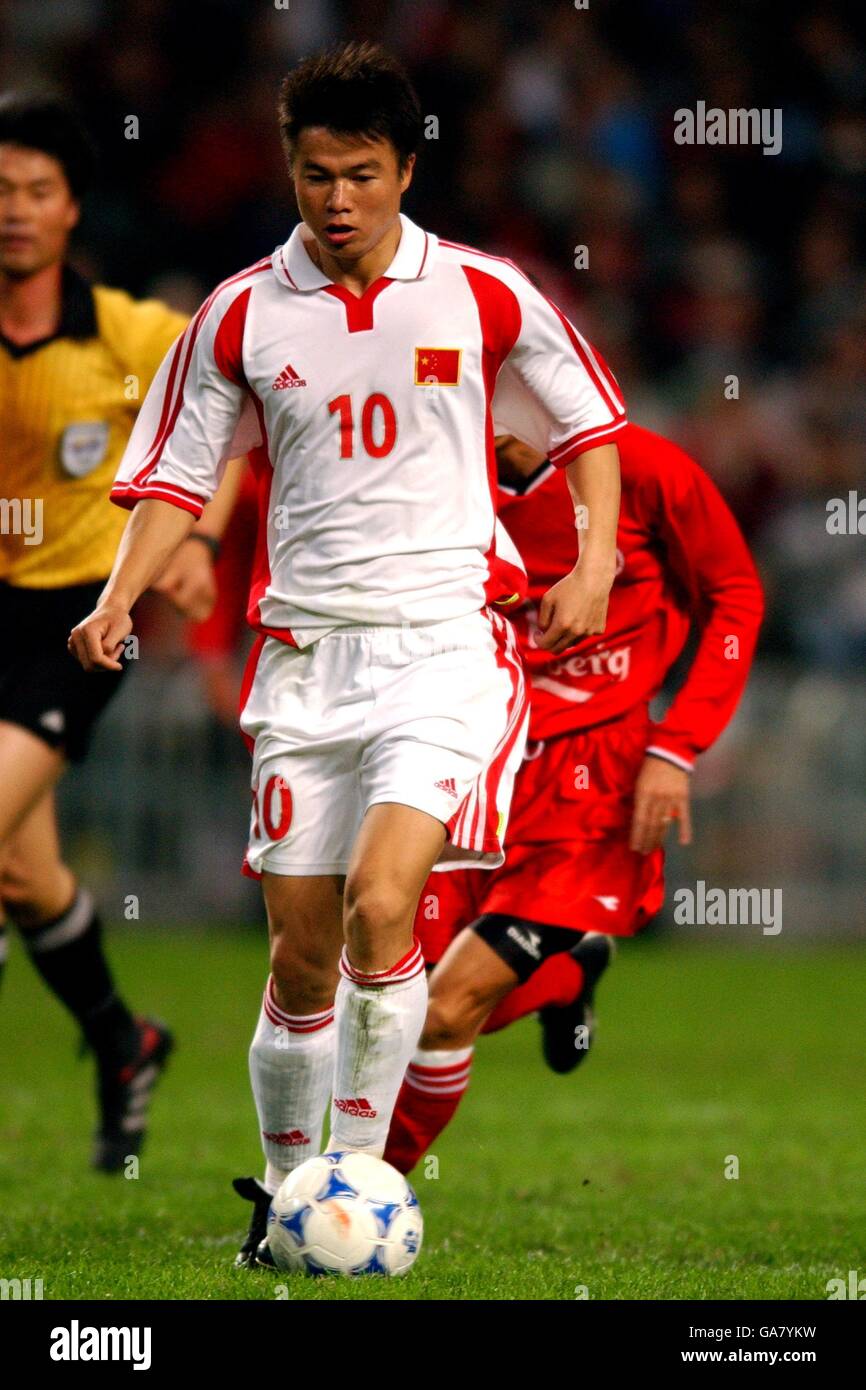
top-left (415, 704), bottom-right (664, 964)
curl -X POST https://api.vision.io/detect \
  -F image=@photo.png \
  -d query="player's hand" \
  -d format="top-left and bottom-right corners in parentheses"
top-left (630, 755), bottom-right (693, 855)
top-left (68, 602), bottom-right (133, 673)
top-left (150, 537), bottom-right (218, 622)
top-left (536, 561), bottom-right (615, 653)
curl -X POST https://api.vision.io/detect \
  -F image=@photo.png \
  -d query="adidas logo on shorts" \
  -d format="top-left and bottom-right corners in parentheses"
top-left (433, 777), bottom-right (458, 797)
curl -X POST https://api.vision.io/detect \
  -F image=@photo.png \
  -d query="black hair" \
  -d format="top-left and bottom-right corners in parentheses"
top-left (0, 92), bottom-right (96, 199)
top-left (278, 40), bottom-right (422, 172)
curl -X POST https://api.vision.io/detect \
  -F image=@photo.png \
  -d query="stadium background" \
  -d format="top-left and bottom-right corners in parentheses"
top-left (5, 0), bottom-right (859, 935)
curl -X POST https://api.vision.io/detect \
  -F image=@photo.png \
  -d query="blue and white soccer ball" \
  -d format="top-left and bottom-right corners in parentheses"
top-left (267, 1151), bottom-right (423, 1277)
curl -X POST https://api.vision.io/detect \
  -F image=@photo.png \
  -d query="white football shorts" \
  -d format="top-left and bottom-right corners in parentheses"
top-left (239, 606), bottom-right (528, 877)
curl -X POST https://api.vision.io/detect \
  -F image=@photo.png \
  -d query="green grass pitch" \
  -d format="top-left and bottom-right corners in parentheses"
top-left (1, 928), bottom-right (864, 1300)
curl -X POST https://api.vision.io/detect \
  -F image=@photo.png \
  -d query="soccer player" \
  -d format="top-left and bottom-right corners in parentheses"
top-left (67, 41), bottom-right (625, 1264)
top-left (0, 93), bottom-right (238, 1171)
top-left (384, 422), bottom-right (765, 1174)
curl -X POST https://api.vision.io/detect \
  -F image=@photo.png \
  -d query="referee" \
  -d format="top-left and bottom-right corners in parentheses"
top-left (0, 94), bottom-right (236, 1171)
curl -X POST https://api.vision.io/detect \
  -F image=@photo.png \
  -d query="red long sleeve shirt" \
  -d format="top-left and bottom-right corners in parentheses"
top-left (497, 422), bottom-right (765, 768)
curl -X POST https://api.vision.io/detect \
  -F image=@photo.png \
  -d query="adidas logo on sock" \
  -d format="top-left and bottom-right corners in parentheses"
top-left (271, 362), bottom-right (307, 390)
top-left (333, 1096), bottom-right (377, 1118)
top-left (262, 1129), bottom-right (311, 1146)
top-left (433, 777), bottom-right (458, 797)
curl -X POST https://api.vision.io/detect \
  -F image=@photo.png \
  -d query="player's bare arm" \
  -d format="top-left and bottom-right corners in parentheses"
top-left (536, 442), bottom-right (621, 654)
top-left (68, 499), bottom-right (195, 672)
top-left (150, 455), bottom-right (248, 622)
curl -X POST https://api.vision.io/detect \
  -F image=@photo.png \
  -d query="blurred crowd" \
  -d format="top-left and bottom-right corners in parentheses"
top-left (3, 0), bottom-right (865, 676)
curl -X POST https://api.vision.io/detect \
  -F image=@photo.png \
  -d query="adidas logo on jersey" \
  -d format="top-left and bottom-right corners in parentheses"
top-left (262, 1128), bottom-right (311, 1147)
top-left (333, 1096), bottom-right (377, 1118)
top-left (271, 362), bottom-right (307, 390)
top-left (506, 924), bottom-right (543, 959)
top-left (433, 777), bottom-right (458, 797)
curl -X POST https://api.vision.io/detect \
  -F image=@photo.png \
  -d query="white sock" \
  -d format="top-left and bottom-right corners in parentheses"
top-left (249, 977), bottom-right (335, 1195)
top-left (328, 939), bottom-right (428, 1157)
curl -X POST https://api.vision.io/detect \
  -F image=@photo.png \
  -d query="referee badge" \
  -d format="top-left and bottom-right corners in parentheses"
top-left (59, 421), bottom-right (110, 478)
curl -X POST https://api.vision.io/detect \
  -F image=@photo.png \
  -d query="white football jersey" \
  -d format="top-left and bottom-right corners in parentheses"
top-left (112, 213), bottom-right (626, 646)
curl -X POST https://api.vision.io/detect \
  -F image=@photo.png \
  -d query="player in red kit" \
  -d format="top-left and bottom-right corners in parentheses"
top-left (384, 421), bottom-right (764, 1174)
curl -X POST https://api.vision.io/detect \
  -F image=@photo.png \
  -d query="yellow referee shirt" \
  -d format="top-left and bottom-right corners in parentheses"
top-left (0, 265), bottom-right (189, 588)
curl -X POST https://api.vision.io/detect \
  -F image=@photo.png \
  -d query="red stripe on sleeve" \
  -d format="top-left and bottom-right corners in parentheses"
top-left (460, 264), bottom-right (523, 600)
top-left (132, 260), bottom-right (267, 488)
top-left (213, 285), bottom-right (252, 385)
top-left (543, 300), bottom-right (626, 418)
top-left (110, 481), bottom-right (205, 517)
top-left (548, 417), bottom-right (628, 467)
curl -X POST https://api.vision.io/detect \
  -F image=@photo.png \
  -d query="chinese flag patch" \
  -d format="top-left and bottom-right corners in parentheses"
top-left (415, 347), bottom-right (462, 386)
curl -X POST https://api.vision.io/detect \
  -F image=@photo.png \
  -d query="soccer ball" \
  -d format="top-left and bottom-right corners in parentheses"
top-left (267, 1151), bottom-right (423, 1276)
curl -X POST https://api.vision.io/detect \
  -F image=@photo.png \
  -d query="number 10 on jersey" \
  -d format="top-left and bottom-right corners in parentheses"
top-left (328, 393), bottom-right (398, 459)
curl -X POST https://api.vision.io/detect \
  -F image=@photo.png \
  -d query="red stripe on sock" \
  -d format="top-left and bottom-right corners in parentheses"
top-left (407, 1059), bottom-right (473, 1078)
top-left (263, 978), bottom-right (334, 1032)
top-left (406, 1069), bottom-right (471, 1089)
top-left (384, 1070), bottom-right (471, 1174)
top-left (404, 1078), bottom-right (470, 1096)
top-left (263, 1002), bottom-right (334, 1032)
top-left (340, 938), bottom-right (425, 986)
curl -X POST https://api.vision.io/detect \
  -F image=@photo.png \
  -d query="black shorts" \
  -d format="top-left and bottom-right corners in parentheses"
top-left (471, 913), bottom-right (585, 984)
top-left (0, 580), bottom-right (127, 762)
